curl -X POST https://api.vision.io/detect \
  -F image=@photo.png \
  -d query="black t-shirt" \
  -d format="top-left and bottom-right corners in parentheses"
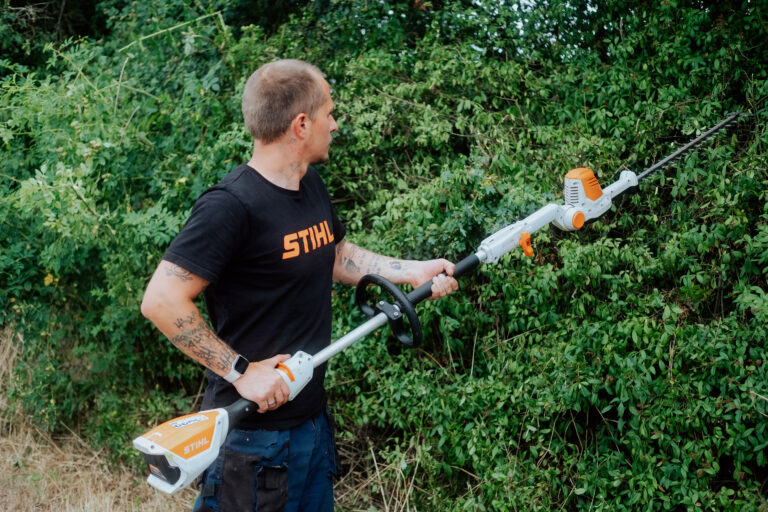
top-left (163, 163), bottom-right (345, 430)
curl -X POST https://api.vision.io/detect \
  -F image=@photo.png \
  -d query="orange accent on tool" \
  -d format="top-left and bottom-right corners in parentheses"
top-left (277, 362), bottom-right (295, 382)
top-left (572, 211), bottom-right (585, 229)
top-left (519, 231), bottom-right (533, 257)
top-left (142, 411), bottom-right (220, 460)
top-left (565, 168), bottom-right (603, 201)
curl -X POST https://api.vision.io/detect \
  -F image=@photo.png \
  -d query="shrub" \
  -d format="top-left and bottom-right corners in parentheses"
top-left (1, 0), bottom-right (767, 508)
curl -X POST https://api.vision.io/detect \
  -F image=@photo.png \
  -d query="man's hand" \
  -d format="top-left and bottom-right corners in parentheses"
top-left (233, 354), bottom-right (292, 413)
top-left (405, 258), bottom-right (459, 299)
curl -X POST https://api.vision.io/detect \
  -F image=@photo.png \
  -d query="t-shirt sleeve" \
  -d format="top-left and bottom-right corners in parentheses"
top-left (163, 189), bottom-right (248, 284)
top-left (330, 200), bottom-right (346, 245)
top-left (309, 166), bottom-right (345, 244)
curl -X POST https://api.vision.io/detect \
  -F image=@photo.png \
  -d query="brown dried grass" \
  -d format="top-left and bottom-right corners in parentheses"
top-left (0, 326), bottom-right (197, 511)
top-left (0, 325), bottom-right (406, 511)
top-left (334, 437), bottom-right (423, 512)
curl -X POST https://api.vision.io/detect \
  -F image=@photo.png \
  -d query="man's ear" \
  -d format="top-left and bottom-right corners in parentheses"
top-left (291, 112), bottom-right (309, 140)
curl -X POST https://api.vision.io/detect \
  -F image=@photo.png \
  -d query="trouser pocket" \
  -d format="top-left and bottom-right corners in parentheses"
top-left (218, 449), bottom-right (289, 512)
top-left (216, 429), bottom-right (290, 512)
top-left (255, 465), bottom-right (289, 512)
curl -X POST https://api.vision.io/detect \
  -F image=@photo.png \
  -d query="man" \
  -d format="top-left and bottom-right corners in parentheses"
top-left (141, 59), bottom-right (458, 511)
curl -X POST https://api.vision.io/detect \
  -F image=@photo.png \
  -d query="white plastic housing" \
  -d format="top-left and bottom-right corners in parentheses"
top-left (562, 169), bottom-right (638, 222)
top-left (552, 206), bottom-right (584, 232)
top-left (563, 176), bottom-right (611, 220)
top-left (133, 408), bottom-right (229, 494)
top-left (478, 204), bottom-right (563, 263)
top-left (276, 351), bottom-right (314, 400)
top-left (603, 170), bottom-right (638, 200)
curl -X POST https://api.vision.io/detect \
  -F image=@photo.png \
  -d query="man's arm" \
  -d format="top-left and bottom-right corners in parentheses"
top-left (332, 240), bottom-right (458, 298)
top-left (141, 260), bottom-right (290, 412)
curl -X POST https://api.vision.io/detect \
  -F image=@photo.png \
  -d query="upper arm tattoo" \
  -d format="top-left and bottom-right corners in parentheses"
top-left (164, 263), bottom-right (193, 282)
top-left (335, 240), bottom-right (345, 258)
top-left (336, 241), bottom-right (364, 275)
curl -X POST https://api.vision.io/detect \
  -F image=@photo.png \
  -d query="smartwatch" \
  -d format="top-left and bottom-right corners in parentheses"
top-left (223, 354), bottom-right (250, 383)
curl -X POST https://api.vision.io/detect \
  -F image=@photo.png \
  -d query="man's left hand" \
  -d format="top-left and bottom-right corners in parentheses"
top-left (408, 259), bottom-right (459, 299)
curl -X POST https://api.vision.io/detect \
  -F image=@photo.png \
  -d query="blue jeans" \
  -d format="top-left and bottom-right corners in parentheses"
top-left (193, 408), bottom-right (338, 512)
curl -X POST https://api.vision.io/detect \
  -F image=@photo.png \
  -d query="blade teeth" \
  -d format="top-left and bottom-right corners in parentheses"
top-left (635, 112), bottom-right (745, 182)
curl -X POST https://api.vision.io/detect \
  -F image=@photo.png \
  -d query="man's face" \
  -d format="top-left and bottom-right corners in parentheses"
top-left (307, 79), bottom-right (338, 164)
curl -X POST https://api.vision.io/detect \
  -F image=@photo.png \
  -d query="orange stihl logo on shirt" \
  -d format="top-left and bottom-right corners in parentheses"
top-left (282, 220), bottom-right (335, 260)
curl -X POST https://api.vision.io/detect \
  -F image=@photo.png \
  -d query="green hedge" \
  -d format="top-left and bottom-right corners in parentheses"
top-left (1, 1), bottom-right (767, 509)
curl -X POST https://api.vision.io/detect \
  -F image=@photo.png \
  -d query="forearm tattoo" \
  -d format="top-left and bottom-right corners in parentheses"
top-left (337, 241), bottom-right (412, 280)
top-left (170, 312), bottom-right (234, 374)
top-left (165, 263), bottom-right (193, 282)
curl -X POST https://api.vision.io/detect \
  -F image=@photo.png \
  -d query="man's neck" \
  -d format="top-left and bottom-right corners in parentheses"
top-left (246, 143), bottom-right (307, 191)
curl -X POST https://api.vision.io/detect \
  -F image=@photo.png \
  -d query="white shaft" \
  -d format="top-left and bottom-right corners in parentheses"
top-left (312, 313), bottom-right (389, 367)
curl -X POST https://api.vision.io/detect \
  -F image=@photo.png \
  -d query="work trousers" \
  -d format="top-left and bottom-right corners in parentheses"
top-left (193, 408), bottom-right (338, 512)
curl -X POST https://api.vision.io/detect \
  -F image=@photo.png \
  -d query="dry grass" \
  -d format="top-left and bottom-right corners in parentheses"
top-left (334, 437), bottom-right (424, 512)
top-left (0, 326), bottom-right (197, 511)
top-left (0, 426), bottom-right (199, 511)
top-left (0, 325), bottom-right (411, 511)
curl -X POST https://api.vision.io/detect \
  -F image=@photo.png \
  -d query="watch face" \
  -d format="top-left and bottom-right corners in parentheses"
top-left (234, 355), bottom-right (250, 375)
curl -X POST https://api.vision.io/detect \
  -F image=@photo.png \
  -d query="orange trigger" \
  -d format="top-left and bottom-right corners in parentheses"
top-left (277, 362), bottom-right (295, 382)
top-left (519, 232), bottom-right (533, 257)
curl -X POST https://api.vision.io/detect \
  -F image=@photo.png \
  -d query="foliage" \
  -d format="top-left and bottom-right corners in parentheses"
top-left (1, 0), bottom-right (767, 509)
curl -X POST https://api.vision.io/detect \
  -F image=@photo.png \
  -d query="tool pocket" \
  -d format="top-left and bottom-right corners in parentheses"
top-left (255, 465), bottom-right (289, 512)
top-left (219, 449), bottom-right (257, 512)
top-left (217, 429), bottom-right (289, 512)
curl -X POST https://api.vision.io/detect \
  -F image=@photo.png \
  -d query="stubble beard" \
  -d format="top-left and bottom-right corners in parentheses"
top-left (311, 144), bottom-right (331, 165)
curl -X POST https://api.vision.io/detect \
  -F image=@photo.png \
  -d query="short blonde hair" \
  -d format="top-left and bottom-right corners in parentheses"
top-left (242, 59), bottom-right (326, 143)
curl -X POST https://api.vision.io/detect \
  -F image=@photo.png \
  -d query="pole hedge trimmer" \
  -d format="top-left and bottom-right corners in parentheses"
top-left (134, 111), bottom-right (746, 494)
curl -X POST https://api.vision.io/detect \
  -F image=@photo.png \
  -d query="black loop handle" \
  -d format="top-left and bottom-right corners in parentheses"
top-left (355, 274), bottom-right (422, 348)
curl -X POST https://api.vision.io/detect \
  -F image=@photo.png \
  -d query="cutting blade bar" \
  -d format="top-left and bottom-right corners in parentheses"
top-left (636, 111), bottom-right (746, 183)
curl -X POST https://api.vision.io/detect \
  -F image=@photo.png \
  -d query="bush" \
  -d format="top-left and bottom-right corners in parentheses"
top-left (1, 0), bottom-right (767, 509)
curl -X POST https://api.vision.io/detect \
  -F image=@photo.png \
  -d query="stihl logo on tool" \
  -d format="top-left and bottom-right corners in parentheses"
top-left (184, 436), bottom-right (209, 456)
top-left (170, 415), bottom-right (207, 428)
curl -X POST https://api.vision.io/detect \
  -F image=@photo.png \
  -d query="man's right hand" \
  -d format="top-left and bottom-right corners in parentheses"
top-left (232, 354), bottom-right (292, 413)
